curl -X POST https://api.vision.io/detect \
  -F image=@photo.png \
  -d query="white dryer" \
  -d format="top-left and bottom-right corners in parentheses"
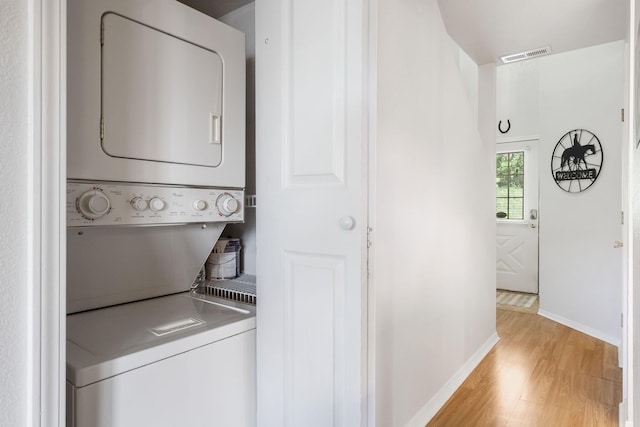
top-left (67, 0), bottom-right (245, 187)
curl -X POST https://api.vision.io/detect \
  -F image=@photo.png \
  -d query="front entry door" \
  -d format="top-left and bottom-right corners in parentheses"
top-left (496, 140), bottom-right (539, 293)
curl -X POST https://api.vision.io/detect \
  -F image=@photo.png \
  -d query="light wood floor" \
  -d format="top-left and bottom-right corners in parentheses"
top-left (428, 309), bottom-right (622, 426)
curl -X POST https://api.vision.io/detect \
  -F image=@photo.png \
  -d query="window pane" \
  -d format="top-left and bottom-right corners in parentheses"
top-left (509, 174), bottom-right (524, 197)
top-left (496, 154), bottom-right (509, 175)
top-left (496, 176), bottom-right (508, 197)
top-left (508, 197), bottom-right (524, 220)
top-left (496, 198), bottom-right (508, 216)
top-left (496, 150), bottom-right (525, 221)
top-left (509, 152), bottom-right (524, 174)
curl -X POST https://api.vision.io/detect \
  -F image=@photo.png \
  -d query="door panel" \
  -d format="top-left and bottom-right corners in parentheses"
top-left (256, 0), bottom-right (366, 425)
top-left (284, 252), bottom-right (346, 425)
top-left (287, 0), bottom-right (346, 186)
top-left (102, 13), bottom-right (223, 167)
top-left (496, 140), bottom-right (539, 293)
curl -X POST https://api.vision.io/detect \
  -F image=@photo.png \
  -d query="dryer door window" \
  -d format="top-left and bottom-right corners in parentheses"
top-left (101, 13), bottom-right (224, 168)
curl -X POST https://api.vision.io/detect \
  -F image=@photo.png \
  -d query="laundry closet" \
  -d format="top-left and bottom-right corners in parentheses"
top-left (65, 0), bottom-right (498, 426)
top-left (65, 0), bottom-right (367, 424)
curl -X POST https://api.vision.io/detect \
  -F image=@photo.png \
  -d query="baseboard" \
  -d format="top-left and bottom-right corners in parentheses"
top-left (619, 399), bottom-right (630, 427)
top-left (405, 332), bottom-right (500, 427)
top-left (537, 310), bottom-right (621, 347)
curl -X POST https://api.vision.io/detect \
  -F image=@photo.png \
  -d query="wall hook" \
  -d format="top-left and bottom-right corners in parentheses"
top-left (498, 120), bottom-right (511, 134)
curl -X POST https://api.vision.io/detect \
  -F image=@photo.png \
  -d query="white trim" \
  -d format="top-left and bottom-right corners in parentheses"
top-left (497, 134), bottom-right (540, 144)
top-left (27, 0), bottom-right (42, 424)
top-left (620, 399), bottom-right (629, 427)
top-left (538, 310), bottom-right (621, 348)
top-left (625, 1), bottom-right (637, 426)
top-left (366, 0), bottom-right (377, 425)
top-left (31, 0), bottom-right (66, 425)
top-left (405, 333), bottom-right (500, 427)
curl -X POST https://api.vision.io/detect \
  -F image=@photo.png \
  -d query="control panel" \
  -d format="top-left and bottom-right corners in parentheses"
top-left (67, 181), bottom-right (244, 226)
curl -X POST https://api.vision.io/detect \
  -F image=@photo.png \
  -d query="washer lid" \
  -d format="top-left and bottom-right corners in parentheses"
top-left (66, 293), bottom-right (255, 387)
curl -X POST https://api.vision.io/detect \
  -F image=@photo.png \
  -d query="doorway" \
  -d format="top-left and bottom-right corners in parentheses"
top-left (496, 140), bottom-right (539, 294)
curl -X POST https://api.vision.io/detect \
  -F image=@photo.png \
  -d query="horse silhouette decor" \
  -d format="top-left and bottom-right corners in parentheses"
top-left (551, 129), bottom-right (603, 193)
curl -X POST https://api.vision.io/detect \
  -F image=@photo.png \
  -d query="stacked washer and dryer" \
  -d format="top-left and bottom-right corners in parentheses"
top-left (65, 0), bottom-right (254, 426)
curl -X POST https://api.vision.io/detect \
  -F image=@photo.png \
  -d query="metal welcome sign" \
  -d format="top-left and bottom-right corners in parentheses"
top-left (550, 129), bottom-right (603, 193)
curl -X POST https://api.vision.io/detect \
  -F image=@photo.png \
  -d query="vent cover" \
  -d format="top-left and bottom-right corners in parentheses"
top-left (203, 275), bottom-right (257, 305)
top-left (500, 46), bottom-right (551, 64)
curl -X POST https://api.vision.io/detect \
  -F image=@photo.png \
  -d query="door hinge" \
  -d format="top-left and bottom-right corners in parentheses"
top-left (100, 117), bottom-right (104, 140)
top-left (621, 313), bottom-right (624, 328)
top-left (622, 108), bottom-right (625, 122)
top-left (367, 227), bottom-right (373, 248)
top-left (621, 211), bottom-right (625, 225)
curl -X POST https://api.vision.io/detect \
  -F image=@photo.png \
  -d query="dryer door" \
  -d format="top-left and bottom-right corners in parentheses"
top-left (101, 13), bottom-right (223, 167)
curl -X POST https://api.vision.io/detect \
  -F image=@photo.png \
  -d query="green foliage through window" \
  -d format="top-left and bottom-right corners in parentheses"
top-left (496, 152), bottom-right (524, 220)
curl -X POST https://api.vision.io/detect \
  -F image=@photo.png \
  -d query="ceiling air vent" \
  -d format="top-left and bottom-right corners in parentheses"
top-left (500, 46), bottom-right (551, 64)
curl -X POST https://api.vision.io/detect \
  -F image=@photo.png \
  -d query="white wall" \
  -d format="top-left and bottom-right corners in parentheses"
top-left (497, 41), bottom-right (625, 346)
top-left (496, 59), bottom-right (539, 140)
top-left (538, 42), bottom-right (624, 345)
top-left (374, 0), bottom-right (497, 425)
top-left (218, 3), bottom-right (257, 275)
top-left (0, 0), bottom-right (29, 425)
top-left (453, 37), bottom-right (479, 123)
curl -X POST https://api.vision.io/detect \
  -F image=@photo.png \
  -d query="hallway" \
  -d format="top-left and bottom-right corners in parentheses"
top-left (428, 309), bottom-right (622, 426)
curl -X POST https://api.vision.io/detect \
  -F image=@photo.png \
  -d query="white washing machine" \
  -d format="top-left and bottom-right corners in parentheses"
top-left (65, 182), bottom-right (256, 427)
top-left (66, 294), bottom-right (256, 427)
top-left (65, 0), bottom-right (252, 425)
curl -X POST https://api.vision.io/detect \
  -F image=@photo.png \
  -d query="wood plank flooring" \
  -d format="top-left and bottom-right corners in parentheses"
top-left (427, 309), bottom-right (622, 426)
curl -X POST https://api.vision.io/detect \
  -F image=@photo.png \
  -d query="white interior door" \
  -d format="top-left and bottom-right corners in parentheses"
top-left (496, 140), bottom-right (539, 293)
top-left (255, 0), bottom-right (366, 426)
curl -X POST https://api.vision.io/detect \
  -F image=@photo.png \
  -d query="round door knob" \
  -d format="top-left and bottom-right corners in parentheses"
top-left (149, 197), bottom-right (165, 212)
top-left (77, 189), bottom-right (111, 219)
top-left (530, 223), bottom-right (537, 229)
top-left (339, 216), bottom-right (356, 230)
top-left (216, 194), bottom-right (239, 217)
top-left (130, 197), bottom-right (148, 211)
top-left (193, 200), bottom-right (207, 211)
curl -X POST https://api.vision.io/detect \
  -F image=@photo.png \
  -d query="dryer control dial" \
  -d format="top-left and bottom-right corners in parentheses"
top-left (77, 188), bottom-right (111, 220)
top-left (216, 193), bottom-right (239, 217)
top-left (193, 200), bottom-right (207, 211)
top-left (149, 197), bottom-right (165, 212)
top-left (130, 197), bottom-right (148, 211)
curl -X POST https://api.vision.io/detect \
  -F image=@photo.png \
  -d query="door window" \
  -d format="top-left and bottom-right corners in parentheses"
top-left (496, 151), bottom-right (524, 220)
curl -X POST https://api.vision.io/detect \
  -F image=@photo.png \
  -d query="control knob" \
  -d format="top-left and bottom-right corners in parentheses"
top-left (193, 200), bottom-right (207, 211)
top-left (216, 193), bottom-right (239, 217)
top-left (149, 197), bottom-right (165, 212)
top-left (77, 188), bottom-right (111, 220)
top-left (130, 197), bottom-right (148, 211)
